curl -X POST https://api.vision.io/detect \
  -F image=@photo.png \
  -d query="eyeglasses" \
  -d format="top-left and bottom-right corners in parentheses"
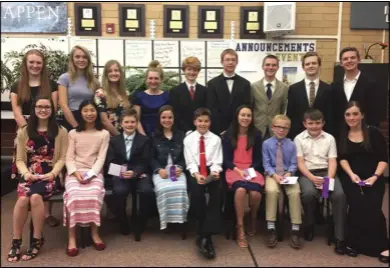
top-left (35, 105), bottom-right (51, 111)
top-left (272, 125), bottom-right (290, 131)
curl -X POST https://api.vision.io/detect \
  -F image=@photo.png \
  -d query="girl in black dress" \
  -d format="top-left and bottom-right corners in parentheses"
top-left (338, 101), bottom-right (388, 263)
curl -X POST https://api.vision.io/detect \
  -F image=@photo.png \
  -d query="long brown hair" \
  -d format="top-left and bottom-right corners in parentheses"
top-left (17, 49), bottom-right (51, 104)
top-left (27, 97), bottom-right (59, 140)
top-left (68, 45), bottom-right (100, 91)
top-left (101, 60), bottom-right (130, 109)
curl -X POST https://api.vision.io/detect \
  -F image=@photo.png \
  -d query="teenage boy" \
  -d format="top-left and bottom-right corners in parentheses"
top-left (294, 108), bottom-right (347, 255)
top-left (106, 109), bottom-right (153, 238)
top-left (262, 115), bottom-right (302, 249)
top-left (170, 56), bottom-right (208, 134)
top-left (207, 49), bottom-right (251, 135)
top-left (184, 108), bottom-right (223, 259)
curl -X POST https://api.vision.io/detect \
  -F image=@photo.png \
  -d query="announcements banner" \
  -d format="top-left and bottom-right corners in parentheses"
top-left (1, 2), bottom-right (67, 33)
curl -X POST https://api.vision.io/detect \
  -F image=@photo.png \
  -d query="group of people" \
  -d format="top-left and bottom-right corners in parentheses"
top-left (6, 44), bottom-right (388, 264)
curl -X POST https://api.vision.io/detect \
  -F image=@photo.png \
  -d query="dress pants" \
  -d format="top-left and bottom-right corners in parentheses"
top-left (299, 170), bottom-right (346, 241)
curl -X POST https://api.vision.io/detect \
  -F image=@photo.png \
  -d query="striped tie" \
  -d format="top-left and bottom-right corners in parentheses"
top-left (276, 141), bottom-right (284, 175)
top-left (125, 137), bottom-right (132, 160)
top-left (309, 81), bottom-right (315, 107)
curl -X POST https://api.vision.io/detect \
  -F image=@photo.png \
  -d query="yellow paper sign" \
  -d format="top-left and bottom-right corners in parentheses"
top-left (127, 9), bottom-right (137, 20)
top-left (170, 21), bottom-right (183, 29)
top-left (171, 10), bottom-right (181, 20)
top-left (206, 11), bottom-right (216, 21)
top-left (81, 19), bottom-right (95, 28)
top-left (246, 22), bottom-right (259, 31)
top-left (126, 20), bottom-right (139, 28)
top-left (204, 21), bottom-right (217, 30)
top-left (248, 11), bottom-right (258, 22)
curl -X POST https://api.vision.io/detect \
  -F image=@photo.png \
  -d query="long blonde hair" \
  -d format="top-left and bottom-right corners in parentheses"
top-left (68, 45), bottom-right (100, 91)
top-left (17, 49), bottom-right (51, 104)
top-left (102, 60), bottom-right (130, 109)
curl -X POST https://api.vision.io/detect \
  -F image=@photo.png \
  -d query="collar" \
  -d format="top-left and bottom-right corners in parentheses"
top-left (223, 72), bottom-right (236, 78)
top-left (185, 81), bottom-right (197, 89)
top-left (194, 130), bottom-right (211, 139)
top-left (302, 130), bottom-right (325, 139)
top-left (123, 132), bottom-right (136, 141)
top-left (270, 136), bottom-right (286, 144)
top-left (305, 77), bottom-right (320, 87)
top-left (263, 79), bottom-right (276, 88)
top-left (344, 71), bottom-right (361, 82)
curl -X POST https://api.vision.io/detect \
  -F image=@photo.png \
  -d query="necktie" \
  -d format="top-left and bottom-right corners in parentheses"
top-left (276, 141), bottom-right (284, 175)
top-left (224, 76), bottom-right (236, 81)
top-left (266, 83), bottom-right (272, 100)
top-left (309, 81), bottom-right (315, 107)
top-left (189, 85), bottom-right (195, 100)
top-left (125, 137), bottom-right (132, 160)
top-left (199, 135), bottom-right (207, 177)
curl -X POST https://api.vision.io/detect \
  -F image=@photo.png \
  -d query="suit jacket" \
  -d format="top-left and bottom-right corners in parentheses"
top-left (331, 71), bottom-right (380, 140)
top-left (251, 78), bottom-right (288, 137)
top-left (106, 132), bottom-right (150, 178)
top-left (170, 82), bottom-right (208, 133)
top-left (286, 79), bottom-right (333, 139)
top-left (207, 74), bottom-right (251, 134)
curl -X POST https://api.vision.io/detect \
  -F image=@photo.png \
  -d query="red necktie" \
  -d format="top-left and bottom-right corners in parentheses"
top-left (189, 85), bottom-right (195, 100)
top-left (199, 135), bottom-right (207, 177)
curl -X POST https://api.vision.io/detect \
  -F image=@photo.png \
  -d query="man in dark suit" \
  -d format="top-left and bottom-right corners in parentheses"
top-left (286, 52), bottom-right (332, 140)
top-left (170, 57), bottom-right (208, 134)
top-left (332, 47), bottom-right (380, 141)
top-left (106, 109), bottom-right (153, 237)
top-left (207, 49), bottom-right (251, 135)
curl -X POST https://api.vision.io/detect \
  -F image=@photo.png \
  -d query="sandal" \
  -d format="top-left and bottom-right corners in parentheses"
top-left (21, 237), bottom-right (44, 261)
top-left (236, 225), bottom-right (248, 248)
top-left (45, 215), bottom-right (60, 227)
top-left (7, 238), bottom-right (22, 262)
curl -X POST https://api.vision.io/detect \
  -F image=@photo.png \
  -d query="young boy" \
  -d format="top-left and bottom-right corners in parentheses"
top-left (262, 115), bottom-right (302, 249)
top-left (184, 108), bottom-right (223, 259)
top-left (294, 108), bottom-right (347, 255)
top-left (105, 109), bottom-right (153, 238)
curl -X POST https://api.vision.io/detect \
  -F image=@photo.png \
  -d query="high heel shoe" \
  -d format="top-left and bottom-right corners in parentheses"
top-left (236, 225), bottom-right (248, 248)
top-left (66, 246), bottom-right (79, 257)
top-left (93, 241), bottom-right (105, 251)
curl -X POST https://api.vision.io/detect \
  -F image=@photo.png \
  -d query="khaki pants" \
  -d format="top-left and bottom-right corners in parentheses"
top-left (265, 176), bottom-right (302, 224)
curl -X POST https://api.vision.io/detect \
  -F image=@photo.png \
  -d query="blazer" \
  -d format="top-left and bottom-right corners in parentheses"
top-left (16, 126), bottom-right (68, 178)
top-left (170, 82), bottom-right (208, 133)
top-left (106, 132), bottom-right (150, 178)
top-left (251, 78), bottom-right (288, 137)
top-left (286, 79), bottom-right (333, 139)
top-left (150, 130), bottom-right (186, 172)
top-left (207, 74), bottom-right (252, 134)
top-left (331, 71), bottom-right (380, 139)
top-left (222, 130), bottom-right (264, 173)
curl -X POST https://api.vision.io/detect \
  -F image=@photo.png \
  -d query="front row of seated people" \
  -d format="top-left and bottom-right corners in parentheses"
top-left (7, 99), bottom-right (389, 263)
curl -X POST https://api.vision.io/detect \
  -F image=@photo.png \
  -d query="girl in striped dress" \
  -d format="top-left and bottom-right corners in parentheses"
top-left (63, 100), bottom-right (109, 257)
top-left (151, 105), bottom-right (189, 230)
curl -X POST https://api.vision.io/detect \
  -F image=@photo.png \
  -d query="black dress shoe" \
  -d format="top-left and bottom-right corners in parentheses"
top-left (303, 225), bottom-right (314, 241)
top-left (345, 246), bottom-right (358, 257)
top-left (196, 237), bottom-right (211, 259)
top-left (378, 254), bottom-right (389, 263)
top-left (206, 237), bottom-right (216, 259)
top-left (334, 240), bottom-right (346, 255)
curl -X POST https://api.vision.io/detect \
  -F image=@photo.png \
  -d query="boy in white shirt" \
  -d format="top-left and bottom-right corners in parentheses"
top-left (294, 108), bottom-right (347, 255)
top-left (184, 108), bottom-right (223, 259)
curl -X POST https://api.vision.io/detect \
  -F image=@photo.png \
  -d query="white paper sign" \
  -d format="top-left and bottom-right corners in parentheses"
top-left (108, 163), bottom-right (127, 177)
top-left (244, 168), bottom-right (256, 181)
top-left (316, 177), bottom-right (335, 191)
top-left (280, 176), bottom-right (298, 185)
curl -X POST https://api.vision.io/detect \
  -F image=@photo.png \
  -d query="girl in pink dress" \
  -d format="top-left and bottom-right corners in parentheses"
top-left (222, 105), bottom-right (264, 248)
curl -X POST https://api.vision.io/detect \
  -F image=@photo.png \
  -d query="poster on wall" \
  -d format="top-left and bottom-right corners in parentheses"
top-left (1, 2), bottom-right (67, 33)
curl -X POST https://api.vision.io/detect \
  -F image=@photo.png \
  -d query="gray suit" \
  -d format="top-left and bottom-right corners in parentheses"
top-left (251, 78), bottom-right (288, 138)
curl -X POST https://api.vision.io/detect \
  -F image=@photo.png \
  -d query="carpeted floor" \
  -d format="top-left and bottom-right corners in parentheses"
top-left (1, 184), bottom-right (388, 267)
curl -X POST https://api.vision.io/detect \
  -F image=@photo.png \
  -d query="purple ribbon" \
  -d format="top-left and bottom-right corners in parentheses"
top-left (322, 177), bottom-right (329, 199)
top-left (170, 165), bottom-right (177, 181)
top-left (358, 181), bottom-right (367, 186)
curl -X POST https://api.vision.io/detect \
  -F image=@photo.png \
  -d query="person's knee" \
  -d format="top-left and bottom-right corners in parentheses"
top-left (300, 188), bottom-right (317, 200)
top-left (235, 187), bottom-right (247, 196)
top-left (17, 196), bottom-right (30, 207)
top-left (266, 187), bottom-right (279, 196)
top-left (30, 194), bottom-right (44, 208)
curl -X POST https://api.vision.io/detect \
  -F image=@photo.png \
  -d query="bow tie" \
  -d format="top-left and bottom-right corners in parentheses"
top-left (224, 76), bottom-right (236, 81)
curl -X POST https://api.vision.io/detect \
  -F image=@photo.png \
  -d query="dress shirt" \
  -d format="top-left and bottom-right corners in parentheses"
top-left (304, 77), bottom-right (320, 105)
top-left (123, 132), bottom-right (136, 160)
top-left (263, 79), bottom-right (276, 95)
top-left (183, 130), bottom-right (223, 176)
top-left (185, 81), bottom-right (197, 93)
top-left (343, 71), bottom-right (361, 101)
top-left (262, 136), bottom-right (297, 176)
top-left (294, 130), bottom-right (337, 170)
top-left (223, 72), bottom-right (236, 93)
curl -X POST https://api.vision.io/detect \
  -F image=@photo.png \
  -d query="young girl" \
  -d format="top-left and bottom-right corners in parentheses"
top-left (58, 45), bottom-right (100, 131)
top-left (133, 60), bottom-right (170, 136)
top-left (7, 97), bottom-right (68, 262)
top-left (222, 105), bottom-right (264, 248)
top-left (63, 100), bottom-right (109, 257)
top-left (151, 105), bottom-right (189, 230)
top-left (94, 60), bottom-right (131, 136)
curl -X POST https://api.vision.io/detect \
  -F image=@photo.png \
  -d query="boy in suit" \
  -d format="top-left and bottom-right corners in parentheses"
top-left (106, 109), bottom-right (153, 237)
top-left (294, 108), bottom-right (347, 255)
top-left (286, 52), bottom-right (332, 140)
top-left (207, 49), bottom-right (251, 135)
top-left (170, 57), bottom-right (208, 134)
top-left (262, 115), bottom-right (302, 249)
top-left (251, 55), bottom-right (289, 139)
top-left (184, 108), bottom-right (223, 259)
